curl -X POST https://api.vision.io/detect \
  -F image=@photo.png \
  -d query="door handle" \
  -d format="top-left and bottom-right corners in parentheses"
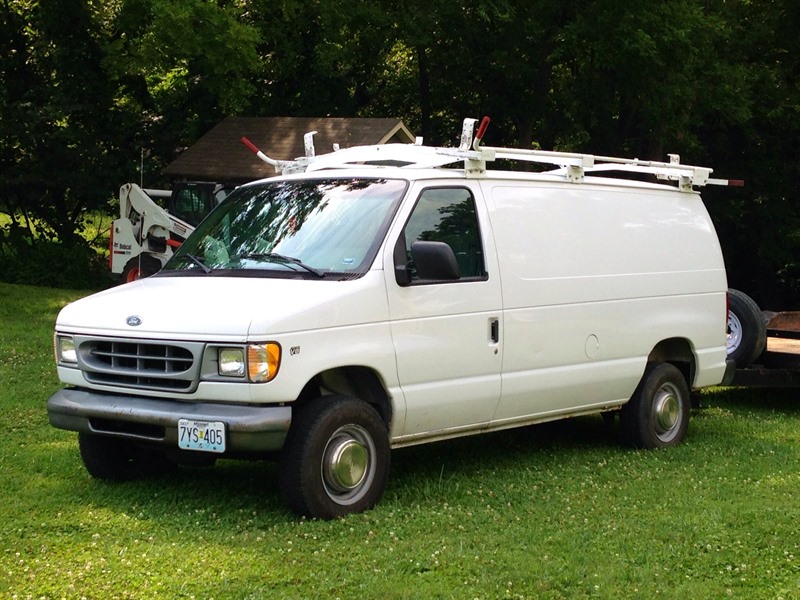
top-left (490, 318), bottom-right (500, 344)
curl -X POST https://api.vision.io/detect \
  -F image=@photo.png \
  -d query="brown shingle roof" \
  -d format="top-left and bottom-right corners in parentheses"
top-left (163, 116), bottom-right (416, 184)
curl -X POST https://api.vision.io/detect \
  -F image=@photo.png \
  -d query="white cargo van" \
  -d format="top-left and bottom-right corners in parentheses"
top-left (48, 118), bottom-right (736, 519)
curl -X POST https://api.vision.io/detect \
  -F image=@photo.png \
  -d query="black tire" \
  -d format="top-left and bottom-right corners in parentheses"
top-left (78, 433), bottom-right (175, 481)
top-left (620, 363), bottom-right (690, 449)
top-left (279, 396), bottom-right (390, 519)
top-left (121, 254), bottom-right (162, 283)
top-left (727, 288), bottom-right (766, 368)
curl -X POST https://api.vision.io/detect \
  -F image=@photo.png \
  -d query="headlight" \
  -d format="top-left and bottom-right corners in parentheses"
top-left (218, 348), bottom-right (245, 377)
top-left (55, 335), bottom-right (77, 364)
top-left (217, 343), bottom-right (280, 382)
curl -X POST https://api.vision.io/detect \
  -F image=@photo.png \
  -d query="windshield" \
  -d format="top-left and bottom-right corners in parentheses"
top-left (162, 178), bottom-right (407, 279)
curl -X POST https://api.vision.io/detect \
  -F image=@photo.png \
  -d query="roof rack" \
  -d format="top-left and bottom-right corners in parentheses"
top-left (242, 117), bottom-right (743, 192)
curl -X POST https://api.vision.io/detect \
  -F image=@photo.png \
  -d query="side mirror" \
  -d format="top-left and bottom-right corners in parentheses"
top-left (393, 236), bottom-right (411, 286)
top-left (410, 241), bottom-right (460, 281)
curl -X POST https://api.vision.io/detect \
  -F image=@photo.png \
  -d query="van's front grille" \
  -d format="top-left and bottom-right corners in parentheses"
top-left (76, 337), bottom-right (203, 393)
top-left (90, 341), bottom-right (193, 372)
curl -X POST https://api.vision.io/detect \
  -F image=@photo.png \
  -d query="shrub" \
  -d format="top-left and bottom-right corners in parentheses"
top-left (0, 237), bottom-right (114, 290)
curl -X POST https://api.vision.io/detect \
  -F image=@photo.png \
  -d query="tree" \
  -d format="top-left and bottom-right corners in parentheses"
top-left (699, 0), bottom-right (800, 308)
top-left (241, 0), bottom-right (399, 122)
top-left (2, 0), bottom-right (799, 303)
top-left (0, 0), bottom-right (127, 247)
top-left (0, 0), bottom-right (262, 258)
top-left (102, 0), bottom-right (262, 183)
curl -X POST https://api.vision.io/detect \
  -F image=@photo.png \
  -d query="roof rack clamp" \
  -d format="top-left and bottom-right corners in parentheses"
top-left (465, 159), bottom-right (486, 178)
top-left (464, 148), bottom-right (495, 178)
top-left (567, 165), bottom-right (585, 183)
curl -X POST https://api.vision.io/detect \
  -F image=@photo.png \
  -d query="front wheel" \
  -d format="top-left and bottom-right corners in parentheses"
top-left (620, 363), bottom-right (690, 449)
top-left (279, 396), bottom-right (390, 519)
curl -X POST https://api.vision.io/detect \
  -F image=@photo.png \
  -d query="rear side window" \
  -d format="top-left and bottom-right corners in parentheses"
top-left (402, 187), bottom-right (486, 282)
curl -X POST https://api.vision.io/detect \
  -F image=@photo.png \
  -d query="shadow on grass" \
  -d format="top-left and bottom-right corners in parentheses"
top-left (387, 414), bottom-right (628, 506)
top-left (48, 450), bottom-right (292, 522)
top-left (45, 415), bottom-right (624, 521)
top-left (393, 413), bottom-right (620, 473)
top-left (701, 386), bottom-right (800, 414)
top-left (36, 389), bottom-right (800, 524)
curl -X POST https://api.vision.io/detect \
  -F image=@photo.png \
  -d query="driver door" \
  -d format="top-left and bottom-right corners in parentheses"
top-left (384, 183), bottom-right (503, 441)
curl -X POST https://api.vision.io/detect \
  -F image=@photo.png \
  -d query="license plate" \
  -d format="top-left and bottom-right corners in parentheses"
top-left (178, 419), bottom-right (226, 453)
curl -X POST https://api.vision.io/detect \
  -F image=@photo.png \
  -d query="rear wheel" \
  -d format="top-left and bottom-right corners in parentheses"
top-left (279, 396), bottom-right (390, 519)
top-left (620, 363), bottom-right (690, 449)
top-left (78, 433), bottom-right (174, 480)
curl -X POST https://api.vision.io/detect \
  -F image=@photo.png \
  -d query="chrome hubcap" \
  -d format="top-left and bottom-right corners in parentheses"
top-left (321, 425), bottom-right (374, 502)
top-left (324, 437), bottom-right (368, 492)
top-left (727, 312), bottom-right (742, 354)
top-left (653, 383), bottom-right (681, 440)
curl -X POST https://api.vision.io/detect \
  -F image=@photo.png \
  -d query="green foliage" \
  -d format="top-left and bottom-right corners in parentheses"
top-left (0, 238), bottom-right (113, 289)
top-left (241, 0), bottom-right (399, 118)
top-left (0, 0), bottom-right (262, 255)
top-left (3, 282), bottom-right (800, 597)
top-left (106, 0), bottom-right (262, 156)
top-left (701, 0), bottom-right (800, 308)
top-left (551, 2), bottom-right (737, 156)
top-left (1, 0), bottom-right (800, 303)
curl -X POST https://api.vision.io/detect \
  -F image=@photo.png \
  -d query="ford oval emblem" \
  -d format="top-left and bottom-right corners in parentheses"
top-left (126, 315), bottom-right (142, 327)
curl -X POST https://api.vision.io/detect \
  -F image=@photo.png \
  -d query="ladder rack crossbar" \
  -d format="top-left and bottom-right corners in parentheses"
top-left (243, 118), bottom-right (736, 190)
top-left (485, 147), bottom-right (713, 186)
top-left (301, 143), bottom-right (717, 189)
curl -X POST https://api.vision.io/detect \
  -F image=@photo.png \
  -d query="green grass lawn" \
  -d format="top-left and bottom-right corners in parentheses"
top-left (2, 281), bottom-right (799, 599)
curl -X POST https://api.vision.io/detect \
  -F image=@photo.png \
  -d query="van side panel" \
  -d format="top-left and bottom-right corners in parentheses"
top-left (483, 182), bottom-right (727, 422)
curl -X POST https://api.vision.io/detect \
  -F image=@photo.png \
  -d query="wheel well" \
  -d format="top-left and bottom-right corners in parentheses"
top-left (293, 367), bottom-right (393, 428)
top-left (647, 338), bottom-right (695, 387)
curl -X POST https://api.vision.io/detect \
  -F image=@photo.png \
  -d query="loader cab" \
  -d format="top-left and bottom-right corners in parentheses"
top-left (169, 182), bottom-right (232, 227)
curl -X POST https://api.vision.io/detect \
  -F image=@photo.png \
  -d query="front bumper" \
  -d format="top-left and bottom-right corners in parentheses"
top-left (47, 388), bottom-right (291, 453)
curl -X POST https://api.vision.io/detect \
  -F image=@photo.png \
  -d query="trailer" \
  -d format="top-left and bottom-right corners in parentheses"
top-left (727, 289), bottom-right (800, 386)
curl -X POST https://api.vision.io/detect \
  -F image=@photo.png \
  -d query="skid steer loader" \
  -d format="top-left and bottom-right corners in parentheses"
top-left (109, 182), bottom-right (231, 282)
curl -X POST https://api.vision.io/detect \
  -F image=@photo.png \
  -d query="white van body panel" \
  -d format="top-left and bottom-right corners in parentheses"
top-left (482, 180), bottom-right (727, 422)
top-left (56, 273), bottom-right (393, 339)
top-left (55, 272), bottom-right (405, 423)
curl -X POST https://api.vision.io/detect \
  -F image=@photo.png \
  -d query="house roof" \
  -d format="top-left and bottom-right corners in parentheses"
top-left (162, 116), bottom-right (416, 184)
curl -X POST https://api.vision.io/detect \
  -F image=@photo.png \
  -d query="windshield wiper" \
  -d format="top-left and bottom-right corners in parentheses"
top-left (175, 254), bottom-right (212, 274)
top-left (239, 252), bottom-right (325, 278)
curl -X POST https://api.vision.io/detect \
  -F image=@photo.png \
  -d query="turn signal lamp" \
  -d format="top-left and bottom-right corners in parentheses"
top-left (247, 343), bottom-right (281, 382)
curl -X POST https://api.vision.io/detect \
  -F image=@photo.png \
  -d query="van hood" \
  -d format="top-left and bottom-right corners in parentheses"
top-left (56, 273), bottom-right (389, 342)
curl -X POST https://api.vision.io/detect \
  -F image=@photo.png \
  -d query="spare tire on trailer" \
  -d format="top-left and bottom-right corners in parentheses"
top-left (727, 288), bottom-right (767, 368)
